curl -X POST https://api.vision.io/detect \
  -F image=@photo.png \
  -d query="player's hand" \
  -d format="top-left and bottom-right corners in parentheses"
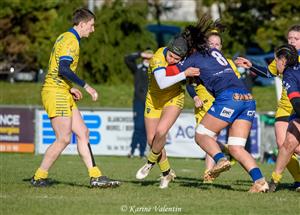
top-left (184, 67), bottom-right (200, 77)
top-left (141, 51), bottom-right (153, 59)
top-left (234, 57), bottom-right (252, 68)
top-left (84, 84), bottom-right (98, 101)
top-left (70, 88), bottom-right (83, 101)
top-left (193, 96), bottom-right (203, 108)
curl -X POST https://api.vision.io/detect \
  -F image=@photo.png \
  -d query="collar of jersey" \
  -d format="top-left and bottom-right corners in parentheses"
top-left (68, 28), bottom-right (81, 43)
top-left (163, 47), bottom-right (168, 58)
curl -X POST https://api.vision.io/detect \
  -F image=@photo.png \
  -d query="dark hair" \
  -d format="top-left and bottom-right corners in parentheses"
top-left (182, 14), bottom-right (215, 55)
top-left (167, 35), bottom-right (188, 58)
top-left (275, 44), bottom-right (298, 68)
top-left (288, 24), bottom-right (300, 33)
top-left (73, 8), bottom-right (95, 26)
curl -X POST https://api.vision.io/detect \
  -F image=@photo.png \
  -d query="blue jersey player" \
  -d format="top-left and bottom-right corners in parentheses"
top-left (269, 44), bottom-right (300, 192)
top-left (167, 17), bottom-right (269, 193)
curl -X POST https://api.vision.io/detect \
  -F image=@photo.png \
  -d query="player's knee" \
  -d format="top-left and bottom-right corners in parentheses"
top-left (195, 124), bottom-right (216, 138)
top-left (227, 137), bottom-right (247, 147)
top-left (77, 127), bottom-right (90, 142)
top-left (155, 129), bottom-right (168, 140)
top-left (282, 138), bottom-right (297, 153)
top-left (57, 135), bottom-right (71, 145)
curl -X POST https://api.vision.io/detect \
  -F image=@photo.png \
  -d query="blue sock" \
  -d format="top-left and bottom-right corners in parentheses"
top-left (213, 152), bottom-right (225, 163)
top-left (249, 168), bottom-right (263, 182)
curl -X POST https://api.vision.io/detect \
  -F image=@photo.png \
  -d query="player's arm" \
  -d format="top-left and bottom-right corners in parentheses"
top-left (124, 52), bottom-right (141, 73)
top-left (59, 58), bottom-right (86, 87)
top-left (186, 83), bottom-right (203, 108)
top-left (235, 57), bottom-right (275, 78)
top-left (59, 58), bottom-right (98, 101)
top-left (154, 65), bottom-right (199, 89)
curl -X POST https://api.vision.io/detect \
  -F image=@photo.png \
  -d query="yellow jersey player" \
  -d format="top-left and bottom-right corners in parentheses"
top-left (31, 8), bottom-right (120, 188)
top-left (235, 24), bottom-right (300, 191)
top-left (135, 35), bottom-right (200, 189)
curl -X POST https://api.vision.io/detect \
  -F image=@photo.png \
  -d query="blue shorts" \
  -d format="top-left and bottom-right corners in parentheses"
top-left (207, 89), bottom-right (256, 123)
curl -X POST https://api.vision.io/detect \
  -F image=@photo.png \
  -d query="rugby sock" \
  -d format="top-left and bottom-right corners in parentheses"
top-left (147, 150), bottom-right (161, 164)
top-left (158, 159), bottom-right (171, 176)
top-left (286, 154), bottom-right (300, 182)
top-left (87, 143), bottom-right (96, 167)
top-left (34, 168), bottom-right (48, 180)
top-left (88, 166), bottom-right (102, 178)
top-left (249, 167), bottom-right (263, 182)
top-left (213, 152), bottom-right (226, 163)
top-left (271, 171), bottom-right (283, 183)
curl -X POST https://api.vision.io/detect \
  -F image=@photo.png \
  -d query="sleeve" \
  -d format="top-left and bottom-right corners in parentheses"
top-left (249, 63), bottom-right (275, 78)
top-left (59, 60), bottom-right (85, 87)
top-left (58, 38), bottom-right (79, 63)
top-left (154, 67), bottom-right (186, 89)
top-left (150, 54), bottom-right (166, 74)
top-left (186, 83), bottom-right (197, 98)
top-left (124, 52), bottom-right (141, 74)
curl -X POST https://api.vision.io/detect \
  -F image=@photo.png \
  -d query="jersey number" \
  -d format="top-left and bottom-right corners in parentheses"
top-left (211, 51), bottom-right (228, 66)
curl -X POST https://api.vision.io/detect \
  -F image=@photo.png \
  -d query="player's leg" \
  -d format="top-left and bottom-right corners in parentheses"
top-left (274, 120), bottom-right (300, 190)
top-left (154, 106), bottom-right (181, 188)
top-left (195, 113), bottom-right (231, 179)
top-left (72, 108), bottom-right (120, 188)
top-left (31, 116), bottom-right (72, 186)
top-left (133, 100), bottom-right (147, 157)
top-left (203, 155), bottom-right (216, 183)
top-left (228, 119), bottom-right (268, 193)
top-left (271, 119), bottom-right (300, 192)
top-left (136, 106), bottom-right (180, 188)
top-left (135, 113), bottom-right (168, 179)
top-left (129, 100), bottom-right (140, 157)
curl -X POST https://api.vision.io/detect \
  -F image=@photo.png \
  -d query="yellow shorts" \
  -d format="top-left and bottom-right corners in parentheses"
top-left (194, 85), bottom-right (214, 125)
top-left (275, 99), bottom-right (293, 121)
top-left (41, 89), bottom-right (77, 118)
top-left (144, 90), bottom-right (184, 118)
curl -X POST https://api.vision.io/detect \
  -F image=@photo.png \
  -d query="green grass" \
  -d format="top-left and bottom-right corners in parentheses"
top-left (0, 82), bottom-right (277, 111)
top-left (0, 154), bottom-right (299, 215)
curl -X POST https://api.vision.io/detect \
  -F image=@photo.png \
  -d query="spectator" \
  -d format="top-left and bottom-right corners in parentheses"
top-left (124, 50), bottom-right (153, 158)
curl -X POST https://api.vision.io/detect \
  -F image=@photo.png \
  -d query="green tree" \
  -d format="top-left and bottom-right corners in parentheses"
top-left (0, 0), bottom-right (84, 69)
top-left (79, 0), bottom-right (156, 84)
top-left (200, 0), bottom-right (300, 55)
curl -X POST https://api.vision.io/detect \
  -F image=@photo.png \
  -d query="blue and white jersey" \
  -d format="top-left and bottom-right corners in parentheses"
top-left (177, 48), bottom-right (247, 97)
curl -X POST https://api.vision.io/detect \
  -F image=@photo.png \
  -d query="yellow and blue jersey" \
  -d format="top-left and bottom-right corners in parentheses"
top-left (43, 28), bottom-right (80, 91)
top-left (148, 47), bottom-right (184, 99)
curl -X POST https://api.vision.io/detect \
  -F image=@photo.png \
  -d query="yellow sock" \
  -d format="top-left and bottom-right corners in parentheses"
top-left (147, 150), bottom-right (161, 163)
top-left (286, 154), bottom-right (300, 182)
top-left (88, 166), bottom-right (102, 178)
top-left (272, 171), bottom-right (282, 183)
top-left (34, 168), bottom-right (48, 180)
top-left (158, 159), bottom-right (170, 173)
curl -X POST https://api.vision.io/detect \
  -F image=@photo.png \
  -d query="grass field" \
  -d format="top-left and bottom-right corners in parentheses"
top-left (0, 82), bottom-right (277, 111)
top-left (1, 154), bottom-right (299, 215)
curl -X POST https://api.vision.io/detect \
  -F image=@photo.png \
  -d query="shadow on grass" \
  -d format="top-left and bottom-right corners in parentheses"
top-left (175, 176), bottom-right (233, 190)
top-left (23, 178), bottom-right (90, 188)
